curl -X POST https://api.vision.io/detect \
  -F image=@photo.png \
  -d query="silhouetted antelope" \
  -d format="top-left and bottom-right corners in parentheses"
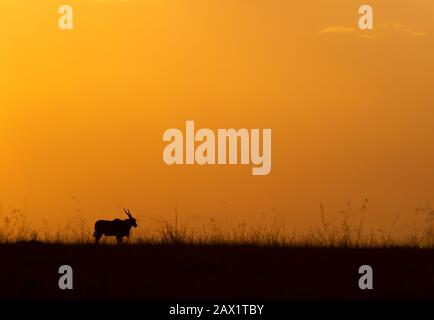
top-left (94, 209), bottom-right (138, 244)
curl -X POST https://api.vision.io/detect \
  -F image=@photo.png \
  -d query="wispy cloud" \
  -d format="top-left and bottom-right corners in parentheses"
top-left (378, 24), bottom-right (426, 38)
top-left (316, 24), bottom-right (426, 40)
top-left (92, 0), bottom-right (129, 3)
top-left (316, 26), bottom-right (355, 35)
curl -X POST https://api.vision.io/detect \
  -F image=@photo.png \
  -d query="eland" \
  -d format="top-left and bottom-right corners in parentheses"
top-left (94, 208), bottom-right (138, 244)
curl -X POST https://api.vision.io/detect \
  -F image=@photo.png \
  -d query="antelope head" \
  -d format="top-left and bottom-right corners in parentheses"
top-left (124, 208), bottom-right (138, 227)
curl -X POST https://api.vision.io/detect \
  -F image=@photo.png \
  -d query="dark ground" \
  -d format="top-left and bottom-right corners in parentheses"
top-left (0, 243), bottom-right (433, 300)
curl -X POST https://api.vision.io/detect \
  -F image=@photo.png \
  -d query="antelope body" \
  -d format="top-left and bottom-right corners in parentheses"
top-left (94, 209), bottom-right (137, 244)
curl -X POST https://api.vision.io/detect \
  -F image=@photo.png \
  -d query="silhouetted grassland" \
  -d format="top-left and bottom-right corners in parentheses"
top-left (0, 242), bottom-right (433, 299)
top-left (1, 199), bottom-right (434, 247)
top-left (1, 202), bottom-right (434, 299)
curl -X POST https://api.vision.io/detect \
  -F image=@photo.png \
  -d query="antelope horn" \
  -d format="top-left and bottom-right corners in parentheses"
top-left (124, 208), bottom-right (131, 217)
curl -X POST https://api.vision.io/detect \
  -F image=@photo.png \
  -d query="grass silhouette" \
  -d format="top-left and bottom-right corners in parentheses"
top-left (1, 201), bottom-right (434, 300)
top-left (1, 199), bottom-right (434, 247)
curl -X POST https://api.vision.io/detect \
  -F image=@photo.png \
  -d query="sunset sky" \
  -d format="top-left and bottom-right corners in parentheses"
top-left (1, 0), bottom-right (434, 233)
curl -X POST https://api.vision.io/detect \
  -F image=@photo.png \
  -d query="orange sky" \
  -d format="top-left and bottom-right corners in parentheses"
top-left (1, 0), bottom-right (434, 232)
